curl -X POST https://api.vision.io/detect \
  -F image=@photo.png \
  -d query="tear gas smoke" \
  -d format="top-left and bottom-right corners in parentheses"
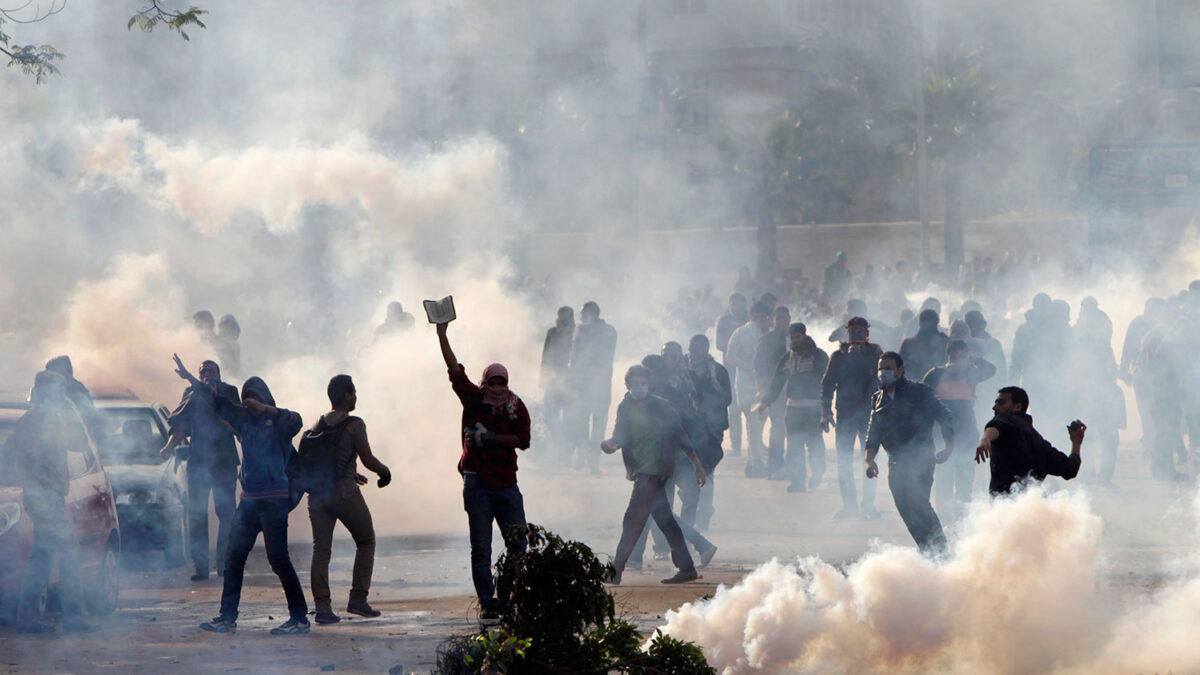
top-left (661, 487), bottom-right (1200, 674)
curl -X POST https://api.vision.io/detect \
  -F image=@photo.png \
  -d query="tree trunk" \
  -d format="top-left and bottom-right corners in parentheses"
top-left (943, 168), bottom-right (965, 271)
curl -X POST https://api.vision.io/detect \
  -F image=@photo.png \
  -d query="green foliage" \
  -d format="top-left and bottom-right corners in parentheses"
top-left (923, 45), bottom-right (1000, 165)
top-left (640, 630), bottom-right (717, 674)
top-left (436, 630), bottom-right (531, 675)
top-left (1, 2), bottom-right (205, 83)
top-left (761, 39), bottom-right (915, 224)
top-left (496, 524), bottom-right (615, 655)
top-left (128, 2), bottom-right (207, 41)
top-left (436, 525), bottom-right (714, 674)
top-left (0, 14), bottom-right (63, 83)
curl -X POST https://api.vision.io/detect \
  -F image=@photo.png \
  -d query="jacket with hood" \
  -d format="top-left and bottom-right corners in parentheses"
top-left (209, 377), bottom-right (302, 499)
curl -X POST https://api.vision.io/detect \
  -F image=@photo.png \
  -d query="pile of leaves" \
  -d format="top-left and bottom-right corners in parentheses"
top-left (436, 525), bottom-right (713, 674)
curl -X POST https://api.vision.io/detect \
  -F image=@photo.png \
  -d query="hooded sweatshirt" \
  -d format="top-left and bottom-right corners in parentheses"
top-left (210, 376), bottom-right (302, 500)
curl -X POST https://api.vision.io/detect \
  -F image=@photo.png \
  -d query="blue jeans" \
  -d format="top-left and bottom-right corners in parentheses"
top-left (219, 497), bottom-right (307, 621)
top-left (462, 473), bottom-right (527, 611)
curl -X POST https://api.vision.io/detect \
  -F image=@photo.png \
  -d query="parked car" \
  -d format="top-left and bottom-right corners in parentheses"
top-left (93, 397), bottom-right (188, 567)
top-left (0, 403), bottom-right (122, 620)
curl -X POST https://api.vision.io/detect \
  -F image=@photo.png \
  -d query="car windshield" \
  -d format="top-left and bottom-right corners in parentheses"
top-left (98, 408), bottom-right (166, 466)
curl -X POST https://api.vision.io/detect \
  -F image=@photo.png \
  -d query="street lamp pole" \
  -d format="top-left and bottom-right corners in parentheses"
top-left (916, 0), bottom-right (931, 268)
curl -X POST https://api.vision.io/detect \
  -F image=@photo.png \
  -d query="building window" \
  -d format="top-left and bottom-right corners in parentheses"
top-left (673, 0), bottom-right (706, 15)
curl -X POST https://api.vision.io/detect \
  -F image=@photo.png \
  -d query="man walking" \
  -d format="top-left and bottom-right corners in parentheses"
top-left (864, 352), bottom-right (955, 555)
top-left (569, 301), bottom-right (618, 473)
top-left (821, 317), bottom-right (882, 519)
top-left (715, 294), bottom-right (748, 455)
top-left (726, 302), bottom-right (772, 475)
top-left (922, 341), bottom-right (995, 522)
top-left (975, 386), bottom-right (1085, 494)
top-left (162, 359), bottom-right (241, 581)
top-left (757, 327), bottom-right (829, 493)
top-left (602, 366), bottom-right (711, 585)
top-left (755, 306), bottom-right (793, 478)
top-left (541, 306), bottom-right (575, 463)
top-left (685, 334), bottom-right (731, 530)
top-left (437, 321), bottom-right (530, 620)
top-left (4, 371), bottom-right (93, 633)
top-left (307, 375), bottom-right (392, 625)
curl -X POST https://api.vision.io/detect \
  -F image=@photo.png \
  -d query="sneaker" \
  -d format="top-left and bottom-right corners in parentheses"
top-left (862, 505), bottom-right (882, 520)
top-left (346, 602), bottom-right (381, 618)
top-left (200, 616), bottom-right (237, 634)
top-left (314, 610), bottom-right (340, 625)
top-left (191, 568), bottom-right (209, 581)
top-left (661, 569), bottom-right (699, 584)
top-left (270, 617), bottom-right (310, 635)
top-left (698, 545), bottom-right (718, 569)
top-left (603, 567), bottom-right (622, 585)
top-left (833, 507), bottom-right (859, 520)
top-left (480, 608), bottom-right (501, 621)
top-left (786, 483), bottom-right (807, 493)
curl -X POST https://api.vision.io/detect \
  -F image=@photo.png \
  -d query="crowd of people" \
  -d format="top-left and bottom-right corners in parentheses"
top-left (4, 253), bottom-right (1199, 635)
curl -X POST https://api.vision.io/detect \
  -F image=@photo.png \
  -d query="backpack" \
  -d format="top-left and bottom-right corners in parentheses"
top-left (287, 416), bottom-right (357, 502)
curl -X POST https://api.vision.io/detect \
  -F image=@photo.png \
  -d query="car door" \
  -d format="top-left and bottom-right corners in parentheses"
top-left (66, 413), bottom-right (116, 575)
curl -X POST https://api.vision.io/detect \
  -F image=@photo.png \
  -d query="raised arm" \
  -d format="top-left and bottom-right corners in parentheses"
top-left (436, 322), bottom-right (458, 370)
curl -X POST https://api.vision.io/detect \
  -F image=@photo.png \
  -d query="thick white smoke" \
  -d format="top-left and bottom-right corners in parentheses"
top-left (660, 487), bottom-right (1200, 674)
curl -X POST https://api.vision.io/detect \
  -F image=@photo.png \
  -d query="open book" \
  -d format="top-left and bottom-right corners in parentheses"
top-left (423, 296), bottom-right (457, 324)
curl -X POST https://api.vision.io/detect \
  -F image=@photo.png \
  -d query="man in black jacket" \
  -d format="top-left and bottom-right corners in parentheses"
top-left (162, 359), bottom-right (242, 581)
top-left (899, 310), bottom-right (949, 386)
top-left (569, 301), bottom-right (618, 473)
top-left (975, 386), bottom-right (1085, 494)
top-left (865, 352), bottom-right (955, 554)
top-left (685, 334), bottom-right (730, 530)
top-left (540, 306), bottom-right (574, 463)
top-left (821, 317), bottom-right (882, 519)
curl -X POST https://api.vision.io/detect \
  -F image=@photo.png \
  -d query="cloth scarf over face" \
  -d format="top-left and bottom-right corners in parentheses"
top-left (480, 363), bottom-right (521, 415)
top-left (688, 353), bottom-right (724, 393)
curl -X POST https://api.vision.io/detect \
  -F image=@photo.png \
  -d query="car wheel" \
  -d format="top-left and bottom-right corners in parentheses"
top-left (164, 513), bottom-right (187, 569)
top-left (86, 539), bottom-right (119, 616)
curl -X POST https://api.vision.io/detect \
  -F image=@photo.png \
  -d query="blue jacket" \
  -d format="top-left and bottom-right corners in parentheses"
top-left (211, 377), bottom-right (302, 499)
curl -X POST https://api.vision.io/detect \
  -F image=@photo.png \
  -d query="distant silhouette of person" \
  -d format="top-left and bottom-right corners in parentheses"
top-left (375, 301), bottom-right (415, 338)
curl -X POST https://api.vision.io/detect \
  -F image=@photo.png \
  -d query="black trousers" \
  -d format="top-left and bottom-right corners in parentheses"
top-left (219, 497), bottom-right (307, 621)
top-left (887, 451), bottom-right (947, 555)
top-left (188, 462), bottom-right (237, 573)
top-left (18, 490), bottom-right (82, 626)
top-left (613, 474), bottom-right (696, 574)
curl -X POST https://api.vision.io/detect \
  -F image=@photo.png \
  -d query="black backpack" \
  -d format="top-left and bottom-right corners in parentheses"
top-left (288, 416), bottom-right (357, 502)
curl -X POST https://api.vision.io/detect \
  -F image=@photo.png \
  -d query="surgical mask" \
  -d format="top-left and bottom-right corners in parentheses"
top-left (878, 369), bottom-right (897, 387)
top-left (629, 384), bottom-right (650, 400)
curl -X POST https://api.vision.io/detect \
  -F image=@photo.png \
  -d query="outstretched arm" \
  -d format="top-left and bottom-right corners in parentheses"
top-left (436, 322), bottom-right (458, 370)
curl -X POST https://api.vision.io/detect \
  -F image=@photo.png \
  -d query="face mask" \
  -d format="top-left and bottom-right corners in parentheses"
top-left (629, 384), bottom-right (650, 400)
top-left (878, 369), bottom-right (897, 387)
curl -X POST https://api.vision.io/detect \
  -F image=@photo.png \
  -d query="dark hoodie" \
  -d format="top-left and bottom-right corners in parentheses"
top-left (2, 371), bottom-right (88, 497)
top-left (44, 355), bottom-right (102, 438)
top-left (209, 377), bottom-right (302, 499)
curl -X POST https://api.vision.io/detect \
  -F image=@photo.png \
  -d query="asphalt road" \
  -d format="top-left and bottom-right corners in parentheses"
top-left (0, 440), bottom-right (1193, 673)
